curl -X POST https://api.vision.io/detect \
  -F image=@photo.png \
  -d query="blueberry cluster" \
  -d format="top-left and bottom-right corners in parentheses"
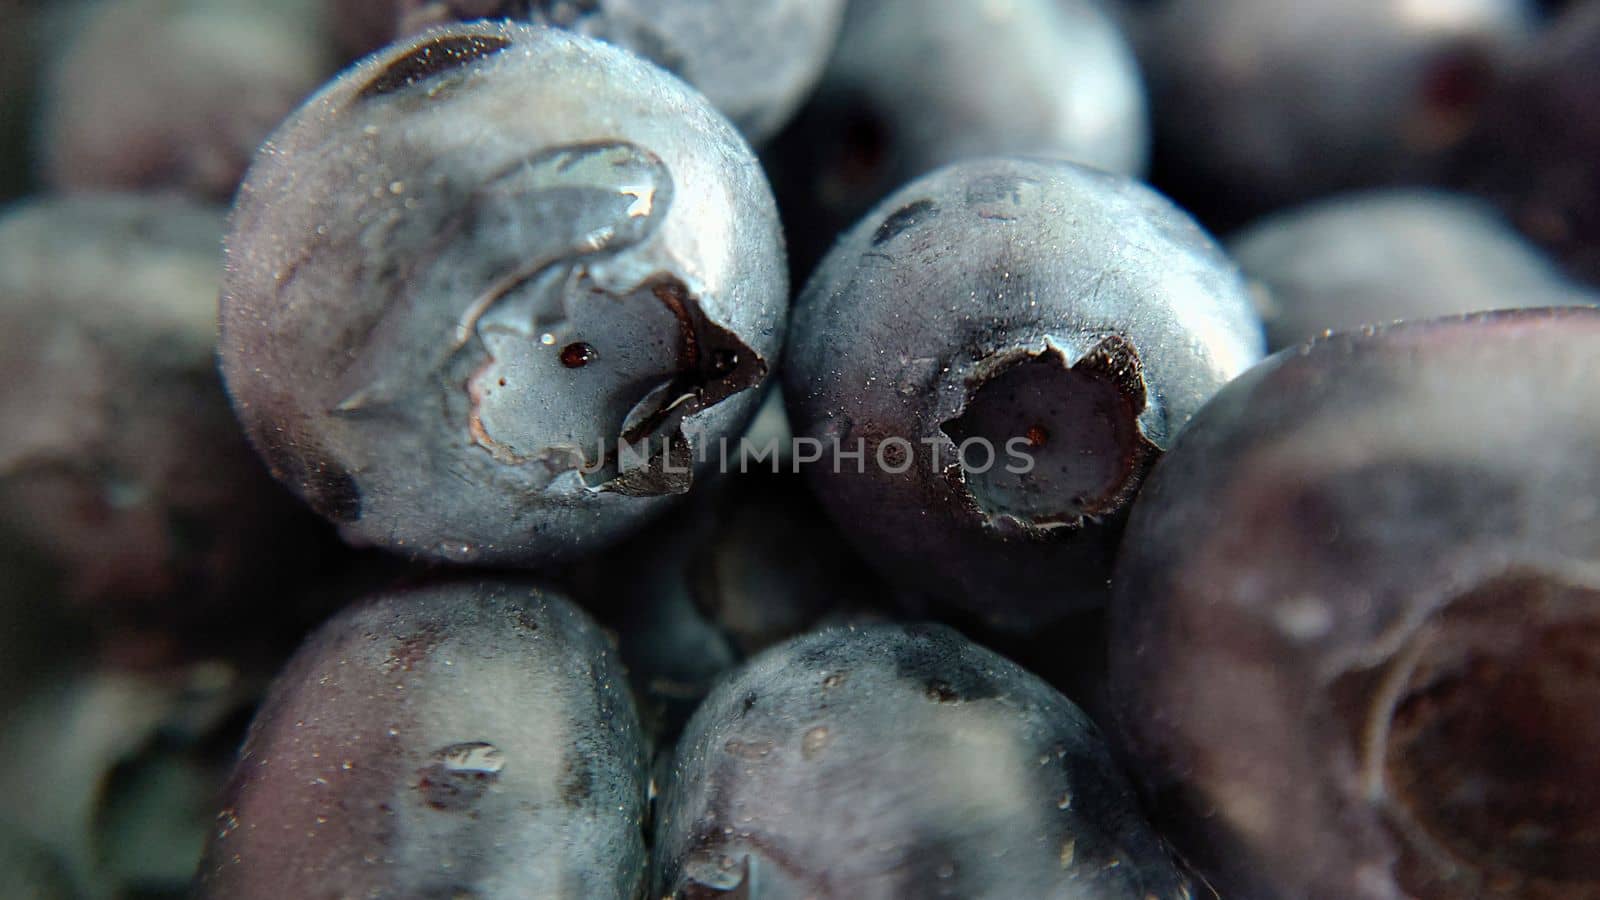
top-left (1, 3), bottom-right (1598, 899)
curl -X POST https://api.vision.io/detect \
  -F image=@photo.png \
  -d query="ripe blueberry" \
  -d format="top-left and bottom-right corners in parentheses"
top-left (219, 23), bottom-right (788, 565)
top-left (1111, 308), bottom-right (1600, 900)
top-left (785, 157), bottom-right (1264, 629)
top-left (194, 579), bottom-right (649, 899)
top-left (653, 624), bottom-right (1200, 899)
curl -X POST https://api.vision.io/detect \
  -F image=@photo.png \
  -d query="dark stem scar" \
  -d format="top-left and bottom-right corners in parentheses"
top-left (940, 334), bottom-right (1160, 531)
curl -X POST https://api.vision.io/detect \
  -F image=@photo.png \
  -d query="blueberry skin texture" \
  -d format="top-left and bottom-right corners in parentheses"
top-left (330, 0), bottom-right (846, 143)
top-left (1115, 0), bottom-right (1537, 225)
top-left (1231, 189), bottom-right (1598, 350)
top-left (1450, 1), bottom-right (1600, 285)
top-left (1110, 309), bottom-right (1600, 900)
top-left (40, 0), bottom-right (333, 200)
top-left (193, 579), bottom-right (649, 899)
top-left (767, 0), bottom-right (1147, 279)
top-left (220, 23), bottom-right (788, 565)
top-left (652, 624), bottom-right (1199, 900)
top-left (0, 196), bottom-right (323, 642)
top-left (784, 157), bottom-right (1264, 629)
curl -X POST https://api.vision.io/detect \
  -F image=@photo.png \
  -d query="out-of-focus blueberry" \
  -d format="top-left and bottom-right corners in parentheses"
top-left (328, 0), bottom-right (845, 142)
top-left (1232, 188), bottom-right (1598, 349)
top-left (39, 0), bottom-right (333, 200)
top-left (1111, 308), bottom-right (1600, 899)
top-left (652, 623), bottom-right (1200, 899)
top-left (220, 23), bottom-right (788, 566)
top-left (1449, 1), bottom-right (1600, 284)
top-left (0, 195), bottom-right (331, 650)
top-left (768, 0), bottom-right (1148, 279)
top-left (1115, 0), bottom-right (1538, 226)
top-left (0, 660), bottom-right (263, 899)
top-left (785, 157), bottom-right (1264, 629)
top-left (193, 579), bottom-right (649, 899)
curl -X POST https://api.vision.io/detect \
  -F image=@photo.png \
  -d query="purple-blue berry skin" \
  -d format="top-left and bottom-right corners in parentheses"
top-left (767, 0), bottom-right (1147, 279)
top-left (193, 579), bottom-right (649, 899)
top-left (219, 23), bottom-right (788, 566)
top-left (652, 623), bottom-right (1201, 899)
top-left (1110, 308), bottom-right (1600, 900)
top-left (784, 157), bottom-right (1264, 630)
top-left (1114, 0), bottom-right (1537, 226)
top-left (1232, 188), bottom-right (1599, 350)
top-left (329, 0), bottom-right (846, 142)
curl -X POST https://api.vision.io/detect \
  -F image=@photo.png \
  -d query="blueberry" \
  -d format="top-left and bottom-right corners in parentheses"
top-left (219, 23), bottom-right (788, 566)
top-left (328, 0), bottom-right (846, 142)
top-left (0, 659), bottom-right (263, 898)
top-left (652, 623), bottom-right (1199, 899)
top-left (1449, 1), bottom-right (1600, 284)
top-left (1115, 0), bottom-right (1537, 226)
top-left (1109, 308), bottom-right (1600, 899)
top-left (0, 196), bottom-right (329, 649)
top-left (1232, 189), bottom-right (1598, 350)
top-left (783, 157), bottom-right (1264, 629)
top-left (193, 579), bottom-right (649, 899)
top-left (39, 0), bottom-right (333, 200)
top-left (766, 0), bottom-right (1148, 279)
